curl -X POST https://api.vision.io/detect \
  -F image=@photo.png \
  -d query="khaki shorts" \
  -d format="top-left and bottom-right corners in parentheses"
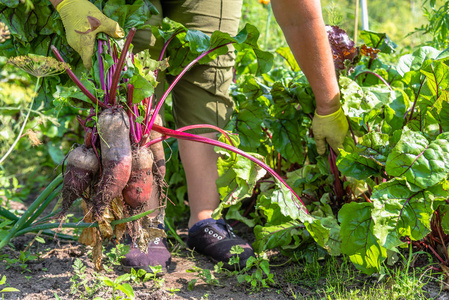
top-left (132, 0), bottom-right (242, 133)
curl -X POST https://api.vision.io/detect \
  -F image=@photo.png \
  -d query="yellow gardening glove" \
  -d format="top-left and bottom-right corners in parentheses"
top-left (312, 107), bottom-right (349, 155)
top-left (57, 0), bottom-right (125, 68)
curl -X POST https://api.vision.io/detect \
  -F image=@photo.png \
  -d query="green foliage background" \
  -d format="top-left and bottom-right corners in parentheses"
top-left (1, 0), bottom-right (449, 276)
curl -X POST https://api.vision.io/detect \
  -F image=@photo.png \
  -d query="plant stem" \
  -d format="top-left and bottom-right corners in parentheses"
top-left (110, 207), bottom-right (156, 226)
top-left (328, 148), bottom-right (344, 203)
top-left (355, 71), bottom-right (393, 91)
top-left (407, 76), bottom-right (425, 122)
top-left (0, 77), bottom-right (40, 165)
top-left (15, 222), bottom-right (97, 237)
top-left (98, 39), bottom-right (109, 104)
top-left (51, 46), bottom-right (108, 109)
top-left (146, 124), bottom-right (235, 147)
top-left (151, 124), bottom-right (308, 214)
top-left (133, 104), bottom-right (142, 141)
top-left (347, 117), bottom-right (357, 145)
top-left (146, 43), bottom-right (232, 135)
top-left (0, 174), bottom-right (63, 249)
top-left (21, 185), bottom-right (62, 229)
top-left (13, 207), bottom-right (157, 237)
top-left (0, 206), bottom-right (19, 221)
top-left (165, 218), bottom-right (186, 247)
top-left (126, 84), bottom-right (138, 143)
top-left (109, 28), bottom-right (136, 106)
top-left (40, 230), bottom-right (76, 241)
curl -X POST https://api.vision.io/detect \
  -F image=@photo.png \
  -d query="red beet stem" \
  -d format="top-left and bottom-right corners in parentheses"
top-left (109, 28), bottom-right (137, 106)
top-left (51, 46), bottom-right (108, 109)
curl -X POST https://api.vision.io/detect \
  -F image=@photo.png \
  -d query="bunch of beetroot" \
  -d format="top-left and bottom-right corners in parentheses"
top-left (51, 26), bottom-right (309, 264)
top-left (51, 29), bottom-right (166, 253)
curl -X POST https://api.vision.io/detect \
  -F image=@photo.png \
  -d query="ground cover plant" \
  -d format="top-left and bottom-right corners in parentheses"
top-left (0, 0), bottom-right (449, 298)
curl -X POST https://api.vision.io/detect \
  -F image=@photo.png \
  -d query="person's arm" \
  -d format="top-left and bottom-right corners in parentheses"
top-left (49, 0), bottom-right (64, 8)
top-left (272, 0), bottom-right (339, 114)
top-left (271, 0), bottom-right (348, 154)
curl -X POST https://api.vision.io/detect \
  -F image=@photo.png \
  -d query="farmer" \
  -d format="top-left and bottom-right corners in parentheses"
top-left (50, 0), bottom-right (348, 272)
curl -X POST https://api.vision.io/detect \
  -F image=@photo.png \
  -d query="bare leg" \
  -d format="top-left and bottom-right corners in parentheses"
top-left (178, 132), bottom-right (220, 228)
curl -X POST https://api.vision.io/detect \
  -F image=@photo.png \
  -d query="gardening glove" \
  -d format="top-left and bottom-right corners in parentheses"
top-left (312, 106), bottom-right (348, 155)
top-left (57, 0), bottom-right (125, 69)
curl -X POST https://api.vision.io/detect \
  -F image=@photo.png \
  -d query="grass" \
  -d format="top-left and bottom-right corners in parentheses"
top-left (281, 250), bottom-right (445, 300)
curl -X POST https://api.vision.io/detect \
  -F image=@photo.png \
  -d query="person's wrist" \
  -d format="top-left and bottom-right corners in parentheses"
top-left (315, 93), bottom-right (341, 116)
top-left (49, 0), bottom-right (65, 9)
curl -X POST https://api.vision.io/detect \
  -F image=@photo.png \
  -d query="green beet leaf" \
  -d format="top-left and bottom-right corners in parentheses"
top-left (337, 149), bottom-right (382, 180)
top-left (360, 30), bottom-right (397, 54)
top-left (338, 202), bottom-right (387, 275)
top-left (384, 89), bottom-right (409, 132)
top-left (253, 221), bottom-right (306, 253)
top-left (267, 118), bottom-right (306, 164)
top-left (437, 204), bottom-right (449, 235)
top-left (163, 22), bottom-right (272, 76)
top-left (224, 202), bottom-right (255, 227)
top-left (256, 192), bottom-right (295, 225)
top-left (396, 46), bottom-right (440, 76)
top-left (186, 29), bottom-right (211, 54)
top-left (421, 60), bottom-right (449, 98)
top-left (104, 0), bottom-right (158, 31)
top-left (275, 47), bottom-right (300, 72)
top-left (439, 101), bottom-right (449, 132)
top-left (371, 179), bottom-right (434, 250)
top-left (317, 214), bottom-right (342, 256)
top-left (215, 134), bottom-right (266, 207)
top-left (304, 217), bottom-right (337, 254)
top-left (234, 100), bottom-right (265, 150)
top-left (337, 131), bottom-right (389, 180)
top-left (386, 129), bottom-right (449, 189)
top-left (128, 73), bottom-right (154, 104)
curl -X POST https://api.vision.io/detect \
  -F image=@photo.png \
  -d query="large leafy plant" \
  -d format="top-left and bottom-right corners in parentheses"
top-left (217, 25), bottom-right (449, 274)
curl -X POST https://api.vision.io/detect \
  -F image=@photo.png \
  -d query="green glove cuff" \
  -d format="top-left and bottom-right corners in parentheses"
top-left (314, 106), bottom-right (345, 120)
top-left (56, 0), bottom-right (76, 12)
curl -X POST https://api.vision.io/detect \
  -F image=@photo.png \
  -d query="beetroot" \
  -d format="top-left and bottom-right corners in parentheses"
top-left (59, 145), bottom-right (99, 218)
top-left (93, 107), bottom-right (132, 219)
top-left (122, 147), bottom-right (154, 208)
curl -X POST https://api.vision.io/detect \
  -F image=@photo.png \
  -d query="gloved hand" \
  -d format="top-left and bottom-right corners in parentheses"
top-left (312, 106), bottom-right (348, 155)
top-left (57, 0), bottom-right (125, 68)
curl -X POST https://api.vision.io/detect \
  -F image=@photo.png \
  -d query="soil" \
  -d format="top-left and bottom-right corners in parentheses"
top-left (0, 201), bottom-right (290, 300)
top-left (2, 201), bottom-right (449, 300)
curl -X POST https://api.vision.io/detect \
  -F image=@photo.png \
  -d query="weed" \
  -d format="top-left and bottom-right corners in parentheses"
top-left (70, 258), bottom-right (102, 299)
top-left (239, 254), bottom-right (275, 291)
top-left (97, 273), bottom-right (135, 300)
top-left (129, 266), bottom-right (165, 288)
top-left (187, 266), bottom-right (220, 291)
top-left (214, 246), bottom-right (275, 292)
top-left (0, 275), bottom-right (19, 297)
top-left (166, 286), bottom-right (180, 295)
top-left (147, 266), bottom-right (165, 288)
top-left (129, 268), bottom-right (148, 284)
top-left (3, 250), bottom-right (37, 273)
top-left (282, 250), bottom-right (437, 300)
top-left (104, 244), bottom-right (130, 273)
top-left (380, 244), bottom-right (432, 299)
